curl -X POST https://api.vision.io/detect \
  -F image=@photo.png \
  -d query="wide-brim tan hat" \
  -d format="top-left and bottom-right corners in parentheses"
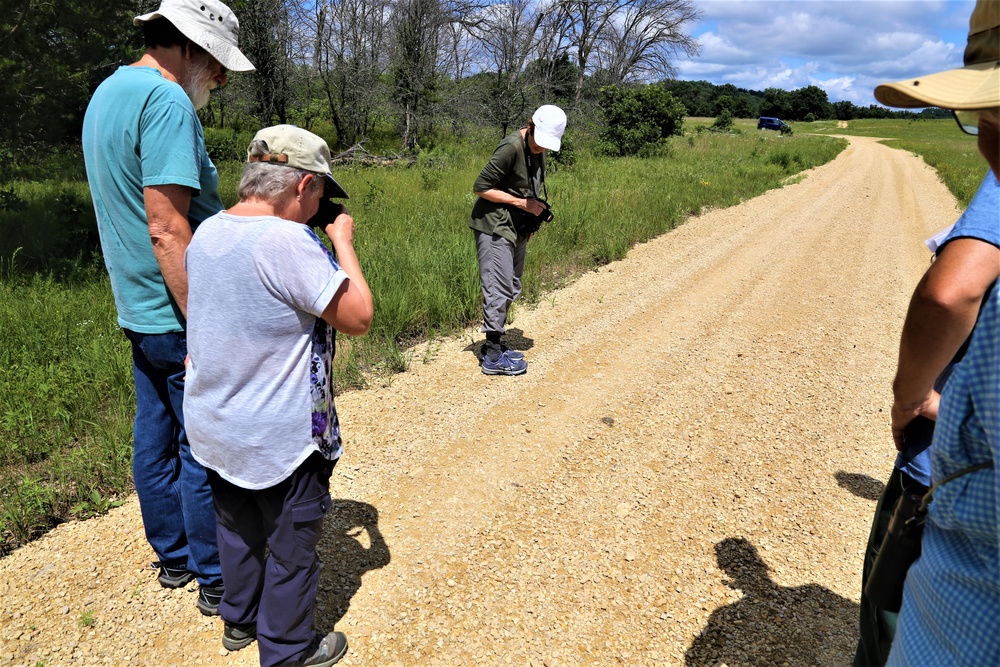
top-left (875, 0), bottom-right (999, 109)
top-left (135, 0), bottom-right (255, 73)
top-left (248, 125), bottom-right (349, 200)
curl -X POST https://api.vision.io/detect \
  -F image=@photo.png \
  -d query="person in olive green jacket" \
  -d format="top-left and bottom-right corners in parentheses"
top-left (469, 105), bottom-right (566, 376)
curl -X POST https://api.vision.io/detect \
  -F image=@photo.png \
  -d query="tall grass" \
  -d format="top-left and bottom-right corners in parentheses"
top-left (0, 265), bottom-right (133, 550)
top-left (8, 116), bottom-right (980, 552)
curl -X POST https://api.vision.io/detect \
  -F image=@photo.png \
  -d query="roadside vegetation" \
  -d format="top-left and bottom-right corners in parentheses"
top-left (0, 115), bottom-right (981, 555)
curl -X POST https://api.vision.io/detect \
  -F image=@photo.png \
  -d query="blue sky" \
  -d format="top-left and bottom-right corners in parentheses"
top-left (674, 0), bottom-right (977, 107)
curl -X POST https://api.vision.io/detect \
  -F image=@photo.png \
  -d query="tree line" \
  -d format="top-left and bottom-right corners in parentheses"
top-left (1, 0), bottom-right (940, 159)
top-left (1, 0), bottom-right (700, 152)
top-left (662, 80), bottom-right (945, 122)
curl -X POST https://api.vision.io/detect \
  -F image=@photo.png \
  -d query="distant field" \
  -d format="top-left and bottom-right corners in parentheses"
top-left (803, 117), bottom-right (986, 207)
top-left (3, 115), bottom-right (978, 554)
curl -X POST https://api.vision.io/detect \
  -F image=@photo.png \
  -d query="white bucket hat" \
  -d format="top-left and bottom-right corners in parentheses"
top-left (531, 105), bottom-right (567, 151)
top-left (135, 0), bottom-right (255, 73)
top-left (874, 0), bottom-right (999, 110)
top-left (248, 125), bottom-right (350, 199)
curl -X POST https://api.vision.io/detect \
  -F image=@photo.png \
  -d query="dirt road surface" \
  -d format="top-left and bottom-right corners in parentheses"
top-left (0, 136), bottom-right (964, 666)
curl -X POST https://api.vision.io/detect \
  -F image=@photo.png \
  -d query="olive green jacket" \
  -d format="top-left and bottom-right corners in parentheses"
top-left (468, 131), bottom-right (545, 243)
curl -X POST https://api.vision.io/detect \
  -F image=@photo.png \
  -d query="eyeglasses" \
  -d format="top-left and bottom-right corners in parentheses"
top-left (952, 109), bottom-right (1000, 136)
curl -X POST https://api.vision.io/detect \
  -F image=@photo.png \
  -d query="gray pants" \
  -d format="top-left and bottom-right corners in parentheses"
top-left (475, 230), bottom-right (528, 334)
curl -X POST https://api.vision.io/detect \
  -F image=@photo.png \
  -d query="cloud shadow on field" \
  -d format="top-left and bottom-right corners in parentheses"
top-left (835, 471), bottom-right (885, 502)
top-left (464, 327), bottom-right (535, 361)
top-left (314, 499), bottom-right (390, 627)
top-left (685, 537), bottom-right (859, 667)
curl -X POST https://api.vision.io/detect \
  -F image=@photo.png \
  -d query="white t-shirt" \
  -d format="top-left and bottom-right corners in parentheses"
top-left (185, 212), bottom-right (348, 489)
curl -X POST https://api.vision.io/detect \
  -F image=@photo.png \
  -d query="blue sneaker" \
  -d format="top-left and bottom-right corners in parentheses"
top-left (480, 342), bottom-right (525, 361)
top-left (482, 350), bottom-right (527, 376)
top-left (502, 345), bottom-right (525, 361)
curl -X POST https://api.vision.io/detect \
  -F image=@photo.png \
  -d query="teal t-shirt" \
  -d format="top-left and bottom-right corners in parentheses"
top-left (82, 66), bottom-right (223, 333)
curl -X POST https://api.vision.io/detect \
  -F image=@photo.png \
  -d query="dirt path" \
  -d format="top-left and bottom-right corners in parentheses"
top-left (0, 136), bottom-right (962, 667)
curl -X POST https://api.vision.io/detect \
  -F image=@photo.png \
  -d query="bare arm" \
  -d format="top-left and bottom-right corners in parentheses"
top-left (144, 184), bottom-right (194, 318)
top-left (475, 188), bottom-right (547, 216)
top-left (891, 237), bottom-right (1000, 448)
top-left (320, 209), bottom-right (373, 335)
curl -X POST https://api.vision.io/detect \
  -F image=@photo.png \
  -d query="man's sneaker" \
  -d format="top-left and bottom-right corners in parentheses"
top-left (299, 631), bottom-right (349, 666)
top-left (222, 621), bottom-right (257, 651)
top-left (197, 584), bottom-right (224, 616)
top-left (482, 350), bottom-right (528, 376)
top-left (154, 561), bottom-right (195, 589)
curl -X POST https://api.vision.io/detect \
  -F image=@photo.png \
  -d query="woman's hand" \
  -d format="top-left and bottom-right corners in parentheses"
top-left (324, 205), bottom-right (355, 247)
top-left (522, 198), bottom-right (546, 216)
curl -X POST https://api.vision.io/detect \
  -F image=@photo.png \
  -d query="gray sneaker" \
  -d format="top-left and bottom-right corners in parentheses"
top-left (154, 561), bottom-right (194, 589)
top-left (222, 621), bottom-right (256, 651)
top-left (197, 584), bottom-right (224, 616)
top-left (299, 631), bottom-right (349, 666)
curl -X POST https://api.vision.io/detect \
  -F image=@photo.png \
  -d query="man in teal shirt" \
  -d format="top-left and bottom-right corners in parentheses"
top-left (82, 0), bottom-right (253, 616)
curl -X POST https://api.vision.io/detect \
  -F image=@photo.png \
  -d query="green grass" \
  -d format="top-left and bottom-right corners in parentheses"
top-left (805, 117), bottom-right (987, 207)
top-left (0, 266), bottom-right (133, 550)
top-left (0, 116), bottom-right (980, 552)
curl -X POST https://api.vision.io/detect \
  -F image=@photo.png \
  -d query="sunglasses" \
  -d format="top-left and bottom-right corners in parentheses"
top-left (952, 109), bottom-right (995, 136)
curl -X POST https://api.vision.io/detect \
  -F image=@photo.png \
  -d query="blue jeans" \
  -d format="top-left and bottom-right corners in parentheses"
top-left (124, 329), bottom-right (221, 587)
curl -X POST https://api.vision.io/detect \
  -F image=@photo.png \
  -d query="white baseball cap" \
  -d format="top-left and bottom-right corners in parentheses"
top-left (135, 0), bottom-right (255, 73)
top-left (531, 105), bottom-right (567, 151)
top-left (248, 125), bottom-right (350, 199)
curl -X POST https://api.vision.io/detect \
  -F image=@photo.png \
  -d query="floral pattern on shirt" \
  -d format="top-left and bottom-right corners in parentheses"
top-left (310, 317), bottom-right (341, 459)
top-left (305, 230), bottom-right (343, 460)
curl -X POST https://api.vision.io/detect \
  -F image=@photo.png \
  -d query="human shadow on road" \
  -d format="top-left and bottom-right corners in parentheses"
top-left (834, 471), bottom-right (885, 502)
top-left (314, 499), bottom-right (390, 627)
top-left (464, 327), bottom-right (535, 361)
top-left (685, 537), bottom-right (858, 667)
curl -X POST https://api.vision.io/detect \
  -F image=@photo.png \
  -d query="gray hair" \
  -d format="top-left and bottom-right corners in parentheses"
top-left (239, 139), bottom-right (323, 202)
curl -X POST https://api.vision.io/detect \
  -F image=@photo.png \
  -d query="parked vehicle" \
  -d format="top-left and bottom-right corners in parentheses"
top-left (758, 117), bottom-right (791, 132)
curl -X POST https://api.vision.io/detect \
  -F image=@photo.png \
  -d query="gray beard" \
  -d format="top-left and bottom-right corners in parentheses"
top-left (182, 60), bottom-right (215, 110)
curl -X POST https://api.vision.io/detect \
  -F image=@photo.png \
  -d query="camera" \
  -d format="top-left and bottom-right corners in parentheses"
top-left (536, 198), bottom-right (554, 223)
top-left (308, 198), bottom-right (346, 230)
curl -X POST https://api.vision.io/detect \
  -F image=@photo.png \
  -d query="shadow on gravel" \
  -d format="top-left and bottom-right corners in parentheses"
top-left (685, 537), bottom-right (858, 667)
top-left (463, 327), bottom-right (535, 361)
top-left (835, 471), bottom-right (886, 502)
top-left (315, 499), bottom-right (390, 627)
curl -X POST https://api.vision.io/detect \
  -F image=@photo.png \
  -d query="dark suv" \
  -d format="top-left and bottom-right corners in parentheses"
top-left (758, 117), bottom-right (791, 132)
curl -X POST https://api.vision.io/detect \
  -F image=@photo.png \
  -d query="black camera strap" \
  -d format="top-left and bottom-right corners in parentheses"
top-left (523, 130), bottom-right (547, 203)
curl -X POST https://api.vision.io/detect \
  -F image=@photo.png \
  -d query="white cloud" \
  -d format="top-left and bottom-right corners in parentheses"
top-left (675, 0), bottom-right (974, 105)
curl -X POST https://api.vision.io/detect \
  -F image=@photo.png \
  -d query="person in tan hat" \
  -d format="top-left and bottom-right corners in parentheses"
top-left (870, 1), bottom-right (1000, 665)
top-left (185, 125), bottom-right (371, 666)
top-left (81, 0), bottom-right (254, 616)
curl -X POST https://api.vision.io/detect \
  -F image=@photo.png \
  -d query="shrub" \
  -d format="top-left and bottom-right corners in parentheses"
top-left (547, 129), bottom-right (577, 169)
top-left (711, 109), bottom-right (734, 132)
top-left (598, 84), bottom-right (686, 157)
top-left (202, 127), bottom-right (256, 163)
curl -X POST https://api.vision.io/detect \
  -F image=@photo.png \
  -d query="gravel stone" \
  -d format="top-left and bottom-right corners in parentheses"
top-left (0, 137), bottom-right (960, 666)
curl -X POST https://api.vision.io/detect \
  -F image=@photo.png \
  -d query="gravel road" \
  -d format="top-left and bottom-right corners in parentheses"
top-left (0, 135), bottom-right (963, 667)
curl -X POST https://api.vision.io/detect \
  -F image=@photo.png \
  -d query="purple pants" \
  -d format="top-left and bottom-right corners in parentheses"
top-left (207, 452), bottom-right (335, 667)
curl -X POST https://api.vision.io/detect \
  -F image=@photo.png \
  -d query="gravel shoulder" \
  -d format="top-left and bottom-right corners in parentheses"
top-left (0, 136), bottom-right (962, 667)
